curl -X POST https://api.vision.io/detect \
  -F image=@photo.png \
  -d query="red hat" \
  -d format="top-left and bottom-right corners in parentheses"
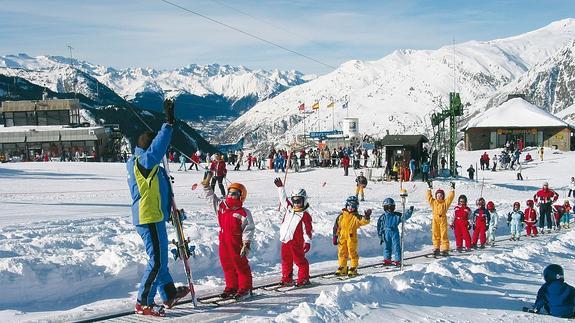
top-left (527, 199), bottom-right (534, 206)
top-left (513, 201), bottom-right (520, 208)
top-left (435, 188), bottom-right (445, 196)
top-left (487, 201), bottom-right (495, 211)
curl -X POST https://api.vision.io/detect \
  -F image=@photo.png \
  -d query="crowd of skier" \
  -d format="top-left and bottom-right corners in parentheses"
top-left (127, 102), bottom-right (574, 318)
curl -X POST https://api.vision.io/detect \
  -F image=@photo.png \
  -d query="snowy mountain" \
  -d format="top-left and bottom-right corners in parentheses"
top-left (0, 54), bottom-right (311, 138)
top-left (219, 19), bottom-right (575, 149)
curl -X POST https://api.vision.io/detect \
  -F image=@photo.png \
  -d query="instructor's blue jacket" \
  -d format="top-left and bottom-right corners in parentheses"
top-left (127, 123), bottom-right (173, 225)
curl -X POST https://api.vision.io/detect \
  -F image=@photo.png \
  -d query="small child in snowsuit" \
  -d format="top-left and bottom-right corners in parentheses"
top-left (471, 197), bottom-right (491, 249)
top-left (355, 172), bottom-right (368, 201)
top-left (486, 201), bottom-right (499, 245)
top-left (553, 200), bottom-right (572, 230)
top-left (561, 200), bottom-right (572, 229)
top-left (507, 202), bottom-right (524, 241)
top-left (273, 178), bottom-right (313, 287)
top-left (450, 194), bottom-right (472, 252)
top-left (426, 181), bottom-right (456, 256)
top-left (529, 264), bottom-right (575, 318)
top-left (524, 199), bottom-right (538, 237)
top-left (377, 198), bottom-right (414, 267)
top-left (333, 196), bottom-right (371, 277)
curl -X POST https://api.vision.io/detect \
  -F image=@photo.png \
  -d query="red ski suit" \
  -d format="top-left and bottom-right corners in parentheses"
top-left (204, 186), bottom-right (255, 292)
top-left (452, 205), bottom-right (472, 249)
top-left (524, 207), bottom-right (538, 236)
top-left (277, 187), bottom-right (313, 284)
top-left (471, 207), bottom-right (491, 246)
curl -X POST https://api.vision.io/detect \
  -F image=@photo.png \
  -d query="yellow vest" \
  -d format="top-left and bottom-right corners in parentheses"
top-left (134, 158), bottom-right (163, 224)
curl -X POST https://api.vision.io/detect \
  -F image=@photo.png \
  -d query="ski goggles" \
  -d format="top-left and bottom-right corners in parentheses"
top-left (291, 196), bottom-right (304, 205)
top-left (227, 190), bottom-right (242, 199)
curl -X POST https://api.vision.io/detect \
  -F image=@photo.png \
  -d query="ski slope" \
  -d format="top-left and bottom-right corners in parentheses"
top-left (0, 147), bottom-right (574, 322)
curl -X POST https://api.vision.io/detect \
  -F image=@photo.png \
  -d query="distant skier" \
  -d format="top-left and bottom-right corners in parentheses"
top-left (471, 197), bottom-right (491, 249)
top-left (524, 199), bottom-right (539, 237)
top-left (209, 153), bottom-right (228, 197)
top-left (409, 158), bottom-right (416, 181)
top-left (355, 171), bottom-right (368, 201)
top-left (274, 178), bottom-right (313, 287)
top-left (486, 201), bottom-right (498, 245)
top-left (516, 163), bottom-right (524, 180)
top-left (178, 153), bottom-right (187, 171)
top-left (569, 177), bottom-right (575, 198)
top-left (539, 147), bottom-right (544, 161)
top-left (492, 154), bottom-right (497, 171)
top-left (188, 150), bottom-right (201, 171)
top-left (425, 180), bottom-right (455, 256)
top-left (341, 154), bottom-right (350, 176)
top-left (332, 196), bottom-right (371, 277)
top-left (467, 164), bottom-right (475, 180)
top-left (421, 160), bottom-right (430, 182)
top-left (527, 264), bottom-right (575, 318)
top-left (507, 202), bottom-right (524, 241)
top-left (127, 99), bottom-right (189, 317)
top-left (525, 152), bottom-right (533, 162)
top-left (534, 182), bottom-right (559, 234)
top-left (377, 198), bottom-right (414, 266)
top-left (202, 172), bottom-right (255, 300)
top-left (450, 194), bottom-right (472, 252)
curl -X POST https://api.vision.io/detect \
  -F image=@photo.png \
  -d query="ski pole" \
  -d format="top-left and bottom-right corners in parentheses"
top-left (480, 177), bottom-right (485, 198)
top-left (277, 147), bottom-right (293, 211)
top-left (400, 187), bottom-right (408, 271)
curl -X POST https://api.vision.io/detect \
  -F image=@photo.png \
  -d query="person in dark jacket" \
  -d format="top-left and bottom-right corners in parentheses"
top-left (127, 99), bottom-right (189, 317)
top-left (530, 264), bottom-right (575, 318)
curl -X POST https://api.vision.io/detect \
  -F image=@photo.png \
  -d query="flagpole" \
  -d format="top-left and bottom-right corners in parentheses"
top-left (332, 103), bottom-right (335, 131)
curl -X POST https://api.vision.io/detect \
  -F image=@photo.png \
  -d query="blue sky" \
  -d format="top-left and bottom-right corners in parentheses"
top-left (1, 0), bottom-right (574, 74)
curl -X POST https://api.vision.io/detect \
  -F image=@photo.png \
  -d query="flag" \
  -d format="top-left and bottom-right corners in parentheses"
top-left (312, 102), bottom-right (320, 110)
top-left (298, 103), bottom-right (305, 111)
top-left (342, 101), bottom-right (348, 109)
top-left (327, 101), bottom-right (335, 108)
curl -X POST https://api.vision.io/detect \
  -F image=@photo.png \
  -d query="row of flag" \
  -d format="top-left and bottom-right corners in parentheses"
top-left (297, 101), bottom-right (348, 111)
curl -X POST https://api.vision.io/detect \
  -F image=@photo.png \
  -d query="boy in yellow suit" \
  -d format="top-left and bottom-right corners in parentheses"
top-left (332, 196), bottom-right (372, 277)
top-left (426, 181), bottom-right (455, 257)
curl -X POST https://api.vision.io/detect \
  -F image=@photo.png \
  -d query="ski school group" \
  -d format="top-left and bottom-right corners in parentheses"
top-left (127, 100), bottom-right (575, 318)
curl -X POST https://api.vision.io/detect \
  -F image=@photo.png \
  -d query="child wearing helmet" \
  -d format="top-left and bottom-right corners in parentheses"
top-left (553, 200), bottom-right (572, 231)
top-left (486, 201), bottom-right (499, 246)
top-left (273, 178), bottom-right (313, 287)
top-left (524, 199), bottom-right (538, 237)
top-left (507, 202), bottom-right (524, 241)
top-left (471, 197), bottom-right (491, 249)
top-left (425, 181), bottom-right (456, 256)
top-left (332, 195), bottom-right (372, 277)
top-left (529, 264), bottom-right (575, 318)
top-left (202, 173), bottom-right (255, 300)
top-left (450, 194), bottom-right (472, 252)
top-left (355, 172), bottom-right (368, 201)
top-left (377, 197), bottom-right (414, 266)
top-left (561, 200), bottom-right (572, 229)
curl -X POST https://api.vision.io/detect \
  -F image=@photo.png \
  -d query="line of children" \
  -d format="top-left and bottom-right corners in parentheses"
top-left (377, 198), bottom-right (414, 266)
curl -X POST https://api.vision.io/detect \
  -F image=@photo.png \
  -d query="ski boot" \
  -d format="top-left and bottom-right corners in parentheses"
top-left (392, 260), bottom-right (401, 267)
top-left (479, 244), bottom-right (485, 249)
top-left (335, 266), bottom-right (348, 276)
top-left (383, 259), bottom-right (392, 266)
top-left (456, 247), bottom-right (463, 253)
top-left (135, 303), bottom-right (165, 317)
top-left (234, 289), bottom-right (253, 301)
top-left (465, 248), bottom-right (472, 252)
top-left (471, 243), bottom-right (478, 249)
top-left (433, 249), bottom-right (440, 257)
top-left (219, 288), bottom-right (237, 299)
top-left (164, 286), bottom-right (190, 309)
top-left (348, 267), bottom-right (358, 277)
top-left (295, 279), bottom-right (311, 287)
top-left (440, 250), bottom-right (449, 257)
top-left (280, 274), bottom-right (293, 287)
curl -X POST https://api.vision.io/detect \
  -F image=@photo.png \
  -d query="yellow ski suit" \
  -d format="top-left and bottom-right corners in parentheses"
top-left (333, 209), bottom-right (370, 268)
top-left (426, 189), bottom-right (455, 251)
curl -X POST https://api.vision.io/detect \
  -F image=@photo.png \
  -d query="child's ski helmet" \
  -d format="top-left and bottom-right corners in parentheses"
top-left (346, 196), bottom-right (359, 209)
top-left (290, 188), bottom-right (308, 210)
top-left (527, 199), bottom-right (534, 207)
top-left (543, 264), bottom-right (564, 283)
top-left (227, 183), bottom-right (247, 202)
top-left (487, 201), bottom-right (495, 211)
top-left (458, 194), bottom-right (468, 204)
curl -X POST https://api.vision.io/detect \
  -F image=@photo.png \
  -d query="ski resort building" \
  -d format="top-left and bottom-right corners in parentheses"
top-left (462, 98), bottom-right (573, 151)
top-left (0, 98), bottom-right (110, 161)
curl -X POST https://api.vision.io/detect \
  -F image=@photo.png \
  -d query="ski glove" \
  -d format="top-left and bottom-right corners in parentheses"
top-left (332, 236), bottom-right (338, 246)
top-left (303, 242), bottom-right (311, 253)
top-left (409, 206), bottom-right (414, 212)
top-left (450, 181), bottom-right (455, 189)
top-left (364, 209), bottom-right (372, 220)
top-left (240, 241), bottom-right (250, 258)
top-left (273, 177), bottom-right (283, 187)
top-left (164, 99), bottom-right (175, 125)
top-left (201, 172), bottom-right (212, 188)
top-left (427, 180), bottom-right (433, 189)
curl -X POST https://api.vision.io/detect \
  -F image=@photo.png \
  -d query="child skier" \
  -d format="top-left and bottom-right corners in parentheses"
top-left (524, 199), bottom-right (539, 237)
top-left (528, 264), bottom-right (575, 318)
top-left (553, 200), bottom-right (572, 230)
top-left (486, 201), bottom-right (499, 246)
top-left (202, 173), bottom-right (255, 300)
top-left (450, 194), bottom-right (472, 252)
top-left (471, 197), bottom-right (491, 249)
top-left (332, 196), bottom-right (371, 277)
top-left (273, 178), bottom-right (313, 287)
top-left (507, 202), bottom-right (524, 241)
top-left (426, 181), bottom-right (456, 256)
top-left (377, 198), bottom-right (414, 266)
top-left (355, 171), bottom-right (368, 201)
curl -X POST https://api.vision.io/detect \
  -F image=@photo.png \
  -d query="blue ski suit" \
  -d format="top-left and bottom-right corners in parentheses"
top-left (127, 123), bottom-right (179, 306)
top-left (534, 277), bottom-right (575, 317)
top-left (377, 208), bottom-right (414, 261)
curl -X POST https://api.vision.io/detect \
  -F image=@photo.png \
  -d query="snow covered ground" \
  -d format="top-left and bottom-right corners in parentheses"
top-left (0, 147), bottom-right (574, 322)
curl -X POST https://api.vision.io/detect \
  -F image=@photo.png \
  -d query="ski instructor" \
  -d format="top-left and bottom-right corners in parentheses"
top-left (127, 99), bottom-right (189, 317)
